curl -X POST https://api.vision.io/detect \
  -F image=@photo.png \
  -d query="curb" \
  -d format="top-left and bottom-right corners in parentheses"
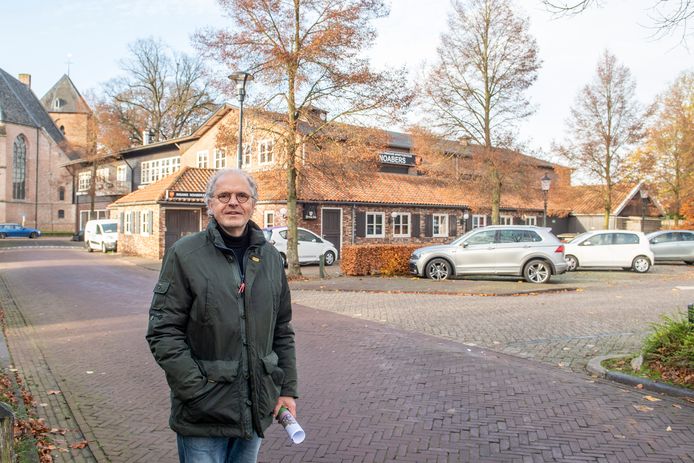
top-left (587, 354), bottom-right (694, 399)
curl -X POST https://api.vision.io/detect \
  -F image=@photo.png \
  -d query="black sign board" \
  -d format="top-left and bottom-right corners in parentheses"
top-left (303, 204), bottom-right (317, 220)
top-left (166, 190), bottom-right (206, 200)
top-left (379, 152), bottom-right (416, 166)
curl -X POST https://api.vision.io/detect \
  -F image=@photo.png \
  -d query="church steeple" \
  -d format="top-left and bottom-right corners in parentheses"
top-left (40, 74), bottom-right (91, 114)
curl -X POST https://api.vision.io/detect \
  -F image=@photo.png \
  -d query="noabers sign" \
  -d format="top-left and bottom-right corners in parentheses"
top-left (379, 152), bottom-right (416, 166)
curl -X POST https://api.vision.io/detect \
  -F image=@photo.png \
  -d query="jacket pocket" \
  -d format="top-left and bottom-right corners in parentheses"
top-left (182, 360), bottom-right (241, 424)
top-left (258, 352), bottom-right (284, 418)
top-left (151, 281), bottom-right (170, 309)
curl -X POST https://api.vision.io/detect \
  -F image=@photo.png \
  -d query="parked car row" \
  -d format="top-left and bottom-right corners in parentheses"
top-left (409, 226), bottom-right (693, 283)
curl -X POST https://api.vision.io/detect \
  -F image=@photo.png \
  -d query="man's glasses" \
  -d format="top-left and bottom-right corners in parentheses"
top-left (212, 192), bottom-right (254, 204)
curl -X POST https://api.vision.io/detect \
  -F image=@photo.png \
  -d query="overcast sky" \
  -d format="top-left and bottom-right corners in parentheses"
top-left (2, 0), bottom-right (691, 161)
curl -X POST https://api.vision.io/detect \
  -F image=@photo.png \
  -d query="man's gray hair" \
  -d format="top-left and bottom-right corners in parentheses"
top-left (204, 168), bottom-right (258, 217)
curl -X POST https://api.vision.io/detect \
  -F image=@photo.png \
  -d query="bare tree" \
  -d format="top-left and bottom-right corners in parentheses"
top-left (195, 0), bottom-right (410, 277)
top-left (542, 0), bottom-right (694, 43)
top-left (104, 38), bottom-right (217, 144)
top-left (421, 0), bottom-right (541, 224)
top-left (628, 71), bottom-right (694, 225)
top-left (557, 50), bottom-right (644, 228)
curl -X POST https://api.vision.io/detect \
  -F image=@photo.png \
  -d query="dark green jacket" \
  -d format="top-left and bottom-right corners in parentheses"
top-left (146, 219), bottom-right (297, 438)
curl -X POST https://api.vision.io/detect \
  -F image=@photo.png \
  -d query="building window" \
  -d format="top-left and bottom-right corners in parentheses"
top-left (58, 209), bottom-right (65, 219)
top-left (78, 172), bottom-right (92, 191)
top-left (59, 125), bottom-right (65, 134)
top-left (12, 135), bottom-right (27, 199)
top-left (392, 213), bottom-right (410, 237)
top-left (258, 140), bottom-right (274, 164)
top-left (140, 156), bottom-right (181, 184)
top-left (433, 214), bottom-right (448, 237)
top-left (117, 165), bottom-right (127, 182)
top-left (97, 167), bottom-right (110, 181)
top-left (124, 211), bottom-right (132, 234)
top-left (197, 151), bottom-right (209, 168)
top-left (264, 210), bottom-right (275, 228)
top-left (243, 143), bottom-right (252, 167)
top-left (140, 210), bottom-right (152, 235)
top-left (524, 215), bottom-right (537, 226)
top-left (58, 186), bottom-right (65, 201)
top-left (472, 214), bottom-right (486, 229)
top-left (500, 215), bottom-right (513, 225)
top-left (366, 212), bottom-right (385, 238)
top-left (214, 149), bottom-right (227, 169)
top-left (53, 98), bottom-right (64, 110)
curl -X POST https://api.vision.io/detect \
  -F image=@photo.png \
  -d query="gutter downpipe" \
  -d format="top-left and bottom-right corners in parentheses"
top-left (35, 128), bottom-right (39, 228)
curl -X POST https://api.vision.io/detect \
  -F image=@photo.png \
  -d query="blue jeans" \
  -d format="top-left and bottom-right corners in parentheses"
top-left (177, 433), bottom-right (262, 463)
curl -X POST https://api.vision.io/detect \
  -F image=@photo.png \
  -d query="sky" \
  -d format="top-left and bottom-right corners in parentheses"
top-left (2, 0), bottom-right (692, 162)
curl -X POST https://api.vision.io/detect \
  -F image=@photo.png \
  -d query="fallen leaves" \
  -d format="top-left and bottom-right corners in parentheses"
top-left (70, 440), bottom-right (89, 449)
top-left (633, 404), bottom-right (654, 412)
top-left (46, 390), bottom-right (61, 395)
top-left (643, 395), bottom-right (661, 402)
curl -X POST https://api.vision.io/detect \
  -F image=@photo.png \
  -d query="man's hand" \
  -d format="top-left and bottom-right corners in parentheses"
top-left (273, 396), bottom-right (297, 419)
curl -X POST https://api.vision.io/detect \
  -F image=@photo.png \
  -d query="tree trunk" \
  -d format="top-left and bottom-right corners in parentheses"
top-left (286, 150), bottom-right (301, 278)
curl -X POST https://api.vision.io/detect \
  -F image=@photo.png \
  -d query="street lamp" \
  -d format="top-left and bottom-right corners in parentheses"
top-left (639, 189), bottom-right (649, 232)
top-left (228, 71), bottom-right (254, 169)
top-left (540, 173), bottom-right (551, 228)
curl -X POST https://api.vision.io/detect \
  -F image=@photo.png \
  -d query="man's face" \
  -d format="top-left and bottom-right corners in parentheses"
top-left (209, 172), bottom-right (255, 237)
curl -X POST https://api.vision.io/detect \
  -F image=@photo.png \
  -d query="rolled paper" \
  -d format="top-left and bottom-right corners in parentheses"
top-left (276, 407), bottom-right (305, 444)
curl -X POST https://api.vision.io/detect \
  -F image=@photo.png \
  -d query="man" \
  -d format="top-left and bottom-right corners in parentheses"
top-left (146, 168), bottom-right (298, 463)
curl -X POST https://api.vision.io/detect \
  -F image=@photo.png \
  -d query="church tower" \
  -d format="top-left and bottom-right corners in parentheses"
top-left (40, 74), bottom-right (92, 149)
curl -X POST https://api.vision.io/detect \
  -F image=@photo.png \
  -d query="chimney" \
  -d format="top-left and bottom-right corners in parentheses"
top-left (142, 129), bottom-right (153, 146)
top-left (18, 73), bottom-right (31, 88)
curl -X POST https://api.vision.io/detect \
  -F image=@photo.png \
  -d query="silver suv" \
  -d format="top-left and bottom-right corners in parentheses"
top-left (409, 226), bottom-right (568, 283)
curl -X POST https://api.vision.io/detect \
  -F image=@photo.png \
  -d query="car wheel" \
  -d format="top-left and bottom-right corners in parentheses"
top-left (565, 255), bottom-right (578, 271)
top-left (0, 233), bottom-right (5, 239)
top-left (632, 255), bottom-right (651, 273)
top-left (524, 259), bottom-right (551, 284)
top-left (425, 258), bottom-right (451, 281)
top-left (29, 232), bottom-right (38, 239)
top-left (280, 253), bottom-right (287, 268)
top-left (323, 251), bottom-right (336, 266)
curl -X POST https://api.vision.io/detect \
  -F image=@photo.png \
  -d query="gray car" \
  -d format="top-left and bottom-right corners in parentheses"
top-left (409, 225), bottom-right (568, 283)
top-left (647, 230), bottom-right (694, 265)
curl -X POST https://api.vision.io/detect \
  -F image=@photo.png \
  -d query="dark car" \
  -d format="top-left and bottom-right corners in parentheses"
top-left (0, 223), bottom-right (41, 239)
top-left (647, 230), bottom-right (694, 265)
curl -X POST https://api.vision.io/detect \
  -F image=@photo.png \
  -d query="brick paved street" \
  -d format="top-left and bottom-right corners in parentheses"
top-left (0, 247), bottom-right (692, 462)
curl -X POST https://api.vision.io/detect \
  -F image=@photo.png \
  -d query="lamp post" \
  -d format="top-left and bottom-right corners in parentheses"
top-left (639, 189), bottom-right (649, 232)
top-left (540, 173), bottom-right (551, 228)
top-left (228, 71), bottom-right (254, 169)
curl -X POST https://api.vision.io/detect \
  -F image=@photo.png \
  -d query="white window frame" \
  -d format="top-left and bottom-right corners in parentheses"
top-left (264, 210), bottom-right (275, 228)
top-left (243, 143), bottom-right (252, 167)
top-left (366, 212), bottom-right (385, 238)
top-left (472, 214), bottom-right (487, 229)
top-left (116, 165), bottom-right (127, 182)
top-left (392, 212), bottom-right (410, 238)
top-left (78, 172), bottom-right (92, 191)
top-left (500, 215), bottom-right (513, 225)
top-left (432, 214), bottom-right (448, 237)
top-left (140, 210), bottom-right (152, 235)
top-left (214, 149), bottom-right (227, 169)
top-left (140, 156), bottom-right (181, 184)
top-left (96, 167), bottom-right (110, 181)
top-left (124, 211), bottom-right (132, 234)
top-left (197, 151), bottom-right (209, 168)
top-left (524, 215), bottom-right (537, 226)
top-left (258, 140), bottom-right (274, 164)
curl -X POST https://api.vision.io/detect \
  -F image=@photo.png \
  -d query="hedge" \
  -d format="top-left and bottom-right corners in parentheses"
top-left (340, 244), bottom-right (427, 276)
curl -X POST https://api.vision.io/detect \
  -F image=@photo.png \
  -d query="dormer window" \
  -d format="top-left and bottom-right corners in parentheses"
top-left (53, 98), bottom-right (65, 110)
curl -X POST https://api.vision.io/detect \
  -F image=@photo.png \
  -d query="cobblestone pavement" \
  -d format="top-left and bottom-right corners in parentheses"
top-left (0, 247), bottom-right (692, 462)
top-left (291, 266), bottom-right (694, 372)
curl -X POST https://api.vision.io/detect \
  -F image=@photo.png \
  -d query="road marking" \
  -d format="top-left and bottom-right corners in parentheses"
top-left (675, 286), bottom-right (694, 290)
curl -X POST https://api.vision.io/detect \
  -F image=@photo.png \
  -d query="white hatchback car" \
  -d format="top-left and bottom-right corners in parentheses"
top-left (262, 226), bottom-right (338, 266)
top-left (564, 230), bottom-right (654, 273)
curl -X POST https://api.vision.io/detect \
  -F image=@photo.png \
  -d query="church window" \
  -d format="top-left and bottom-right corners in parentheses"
top-left (12, 135), bottom-right (27, 199)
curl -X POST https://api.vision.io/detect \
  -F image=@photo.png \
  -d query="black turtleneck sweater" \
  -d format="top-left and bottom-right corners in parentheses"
top-left (218, 225), bottom-right (251, 277)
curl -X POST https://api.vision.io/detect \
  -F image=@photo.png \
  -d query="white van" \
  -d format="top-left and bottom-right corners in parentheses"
top-left (84, 219), bottom-right (119, 253)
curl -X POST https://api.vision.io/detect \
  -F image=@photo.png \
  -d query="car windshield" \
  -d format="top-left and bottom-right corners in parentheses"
top-left (450, 229), bottom-right (477, 246)
top-left (102, 223), bottom-right (118, 233)
top-left (568, 232), bottom-right (589, 244)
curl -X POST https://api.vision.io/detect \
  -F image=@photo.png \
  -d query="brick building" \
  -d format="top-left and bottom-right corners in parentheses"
top-left (0, 69), bottom-right (79, 232)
